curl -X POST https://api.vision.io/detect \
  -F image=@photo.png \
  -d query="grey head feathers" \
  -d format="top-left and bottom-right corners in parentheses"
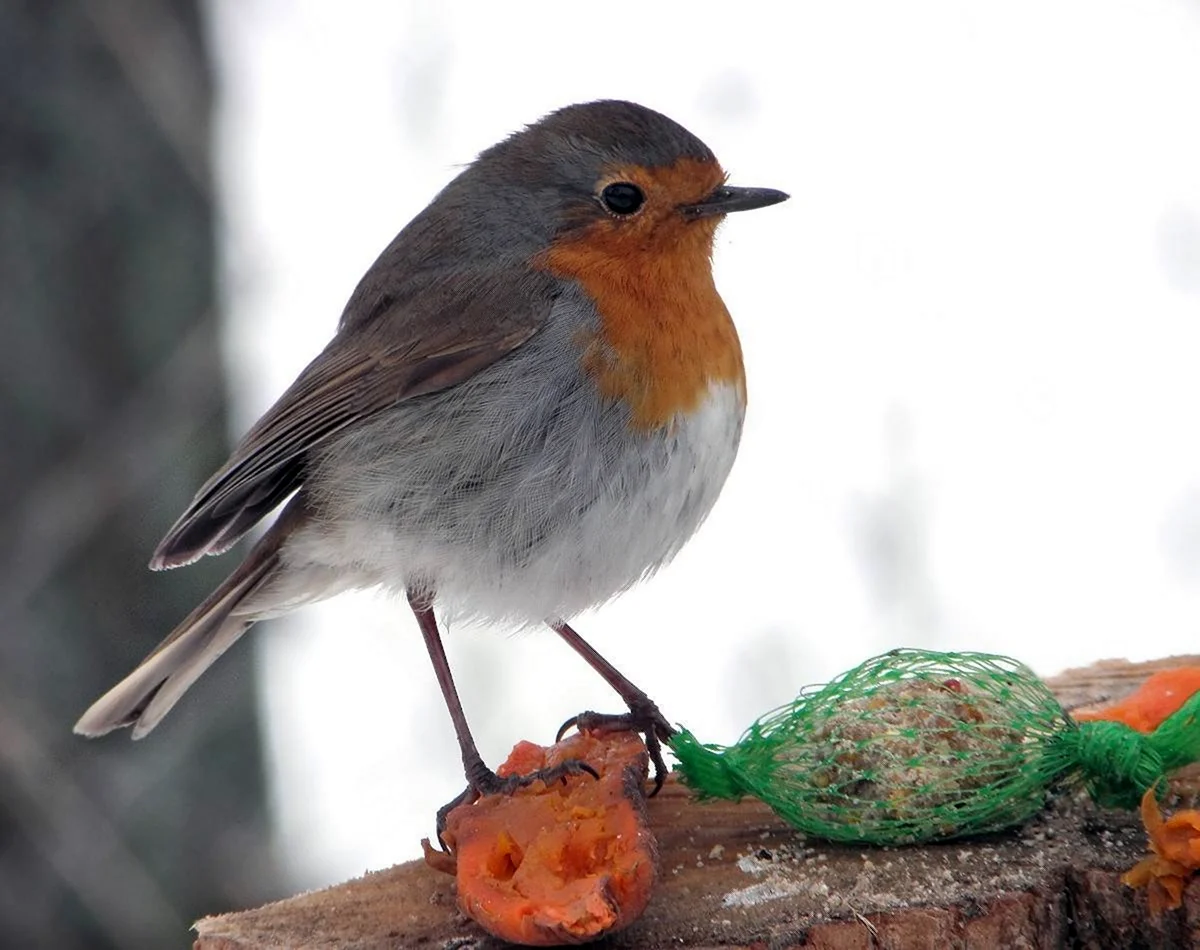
top-left (341, 101), bottom-right (720, 328)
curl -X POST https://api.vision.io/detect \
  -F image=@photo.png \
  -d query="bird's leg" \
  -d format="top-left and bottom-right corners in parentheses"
top-left (549, 620), bottom-right (675, 794)
top-left (408, 592), bottom-right (597, 845)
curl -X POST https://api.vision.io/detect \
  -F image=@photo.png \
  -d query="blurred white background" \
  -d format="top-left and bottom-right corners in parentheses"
top-left (205, 0), bottom-right (1200, 887)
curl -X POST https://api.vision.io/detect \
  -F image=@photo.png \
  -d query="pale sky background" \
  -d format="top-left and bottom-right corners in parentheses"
top-left (205, 0), bottom-right (1200, 887)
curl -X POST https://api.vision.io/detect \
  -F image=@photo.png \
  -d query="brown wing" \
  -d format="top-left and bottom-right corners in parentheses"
top-left (150, 267), bottom-right (559, 569)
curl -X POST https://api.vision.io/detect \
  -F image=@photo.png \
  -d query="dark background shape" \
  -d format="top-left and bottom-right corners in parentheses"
top-left (0, 4), bottom-right (282, 947)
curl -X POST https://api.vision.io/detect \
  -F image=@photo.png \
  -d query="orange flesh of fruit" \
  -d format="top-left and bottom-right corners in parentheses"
top-left (1074, 667), bottom-right (1200, 733)
top-left (433, 730), bottom-right (657, 946)
top-left (1122, 786), bottom-right (1200, 913)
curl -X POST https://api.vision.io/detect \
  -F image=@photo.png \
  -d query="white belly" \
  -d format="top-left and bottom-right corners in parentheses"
top-left (285, 380), bottom-right (745, 626)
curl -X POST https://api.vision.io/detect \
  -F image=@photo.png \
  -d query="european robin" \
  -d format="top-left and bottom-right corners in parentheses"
top-left (75, 100), bottom-right (788, 829)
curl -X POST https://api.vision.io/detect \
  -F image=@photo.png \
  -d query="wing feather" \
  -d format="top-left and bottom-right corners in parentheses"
top-left (150, 267), bottom-right (558, 569)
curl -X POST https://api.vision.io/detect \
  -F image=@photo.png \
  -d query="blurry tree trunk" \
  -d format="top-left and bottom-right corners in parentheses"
top-left (0, 3), bottom-right (281, 947)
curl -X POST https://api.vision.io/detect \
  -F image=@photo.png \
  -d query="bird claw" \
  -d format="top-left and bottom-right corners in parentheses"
top-left (485, 758), bottom-right (601, 795)
top-left (435, 758), bottom-right (600, 850)
top-left (556, 698), bottom-right (675, 796)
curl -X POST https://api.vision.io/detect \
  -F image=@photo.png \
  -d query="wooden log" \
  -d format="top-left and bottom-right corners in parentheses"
top-left (194, 655), bottom-right (1200, 949)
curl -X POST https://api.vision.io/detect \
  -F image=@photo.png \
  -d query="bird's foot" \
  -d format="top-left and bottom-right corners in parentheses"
top-left (435, 758), bottom-right (599, 849)
top-left (557, 695), bottom-right (675, 796)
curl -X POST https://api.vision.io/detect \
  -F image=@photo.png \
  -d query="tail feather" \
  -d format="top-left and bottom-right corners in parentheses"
top-left (74, 542), bottom-right (279, 739)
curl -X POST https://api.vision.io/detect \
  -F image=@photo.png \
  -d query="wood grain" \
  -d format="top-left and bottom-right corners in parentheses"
top-left (194, 655), bottom-right (1200, 949)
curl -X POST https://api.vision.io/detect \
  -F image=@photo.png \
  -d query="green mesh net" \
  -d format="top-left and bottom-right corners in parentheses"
top-left (670, 649), bottom-right (1200, 846)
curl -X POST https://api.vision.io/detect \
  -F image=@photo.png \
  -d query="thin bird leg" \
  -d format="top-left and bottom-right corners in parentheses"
top-left (549, 620), bottom-right (675, 794)
top-left (408, 592), bottom-right (597, 844)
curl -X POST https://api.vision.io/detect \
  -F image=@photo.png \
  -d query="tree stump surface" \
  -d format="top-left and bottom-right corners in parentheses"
top-left (194, 655), bottom-right (1200, 949)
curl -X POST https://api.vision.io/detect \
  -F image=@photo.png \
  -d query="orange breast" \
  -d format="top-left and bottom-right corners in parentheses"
top-left (537, 159), bottom-right (747, 431)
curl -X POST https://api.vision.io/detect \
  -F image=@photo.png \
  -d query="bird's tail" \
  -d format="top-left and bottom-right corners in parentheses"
top-left (74, 503), bottom-right (310, 740)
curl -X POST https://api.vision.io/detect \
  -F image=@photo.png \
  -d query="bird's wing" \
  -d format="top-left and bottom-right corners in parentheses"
top-left (150, 266), bottom-right (560, 569)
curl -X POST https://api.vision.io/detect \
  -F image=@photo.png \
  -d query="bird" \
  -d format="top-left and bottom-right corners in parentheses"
top-left (75, 99), bottom-right (788, 823)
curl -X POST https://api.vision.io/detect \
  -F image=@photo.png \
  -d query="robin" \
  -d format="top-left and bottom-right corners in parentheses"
top-left (75, 99), bottom-right (788, 826)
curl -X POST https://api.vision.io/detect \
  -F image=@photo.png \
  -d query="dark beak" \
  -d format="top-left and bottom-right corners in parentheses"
top-left (680, 185), bottom-right (789, 219)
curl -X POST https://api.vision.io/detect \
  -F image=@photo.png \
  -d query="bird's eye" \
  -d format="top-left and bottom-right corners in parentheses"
top-left (599, 182), bottom-right (645, 215)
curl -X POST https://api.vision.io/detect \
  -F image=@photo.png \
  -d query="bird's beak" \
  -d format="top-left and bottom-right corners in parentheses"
top-left (680, 185), bottom-right (789, 219)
